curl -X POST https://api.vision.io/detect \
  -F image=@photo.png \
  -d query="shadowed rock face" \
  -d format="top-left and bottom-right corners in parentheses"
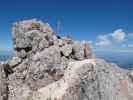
top-left (0, 19), bottom-right (133, 100)
top-left (0, 63), bottom-right (8, 100)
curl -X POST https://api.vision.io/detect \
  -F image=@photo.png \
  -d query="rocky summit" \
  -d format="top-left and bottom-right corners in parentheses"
top-left (0, 19), bottom-right (133, 100)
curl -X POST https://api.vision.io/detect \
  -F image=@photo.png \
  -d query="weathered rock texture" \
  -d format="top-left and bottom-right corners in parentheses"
top-left (0, 19), bottom-right (133, 100)
top-left (31, 59), bottom-right (133, 100)
top-left (0, 63), bottom-right (8, 100)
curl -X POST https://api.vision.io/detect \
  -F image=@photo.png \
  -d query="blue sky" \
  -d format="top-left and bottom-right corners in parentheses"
top-left (0, 0), bottom-right (133, 52)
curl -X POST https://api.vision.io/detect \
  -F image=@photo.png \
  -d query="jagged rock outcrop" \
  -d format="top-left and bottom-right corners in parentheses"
top-left (8, 57), bottom-right (21, 68)
top-left (30, 59), bottom-right (133, 100)
top-left (12, 19), bottom-right (53, 58)
top-left (7, 19), bottom-right (92, 100)
top-left (0, 19), bottom-right (133, 100)
top-left (0, 63), bottom-right (8, 100)
top-left (128, 70), bottom-right (133, 82)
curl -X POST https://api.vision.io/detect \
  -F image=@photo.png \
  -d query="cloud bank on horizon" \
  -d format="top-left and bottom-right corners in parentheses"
top-left (95, 29), bottom-right (133, 52)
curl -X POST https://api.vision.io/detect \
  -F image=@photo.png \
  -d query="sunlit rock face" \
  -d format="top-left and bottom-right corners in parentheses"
top-left (0, 19), bottom-right (133, 100)
top-left (12, 19), bottom-right (54, 59)
top-left (31, 59), bottom-right (133, 100)
top-left (6, 19), bottom-right (93, 100)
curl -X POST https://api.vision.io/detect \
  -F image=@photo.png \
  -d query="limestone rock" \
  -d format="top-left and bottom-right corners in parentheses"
top-left (7, 46), bottom-right (63, 99)
top-left (30, 59), bottom-right (133, 100)
top-left (72, 41), bottom-right (84, 60)
top-left (80, 59), bottom-right (133, 100)
top-left (128, 70), bottom-right (133, 81)
top-left (38, 39), bottom-right (49, 51)
top-left (84, 42), bottom-right (92, 59)
top-left (8, 57), bottom-right (21, 68)
top-left (31, 59), bottom-right (96, 100)
top-left (3, 19), bottom-right (132, 100)
top-left (12, 19), bottom-right (53, 58)
top-left (0, 63), bottom-right (8, 100)
top-left (61, 44), bottom-right (72, 57)
top-left (7, 19), bottom-right (94, 100)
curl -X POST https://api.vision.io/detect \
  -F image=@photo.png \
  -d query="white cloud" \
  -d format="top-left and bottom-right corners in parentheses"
top-left (96, 29), bottom-right (127, 47)
top-left (111, 29), bottom-right (126, 42)
top-left (96, 35), bottom-right (111, 46)
top-left (94, 29), bottom-right (133, 52)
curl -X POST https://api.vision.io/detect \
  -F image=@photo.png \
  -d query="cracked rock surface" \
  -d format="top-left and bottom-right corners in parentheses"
top-left (0, 19), bottom-right (133, 100)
